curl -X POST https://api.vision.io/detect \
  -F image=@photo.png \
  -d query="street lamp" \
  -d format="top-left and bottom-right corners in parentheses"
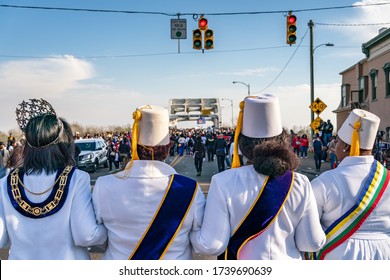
top-left (222, 98), bottom-right (234, 128)
top-left (309, 20), bottom-right (334, 139)
top-left (232, 81), bottom-right (250, 96)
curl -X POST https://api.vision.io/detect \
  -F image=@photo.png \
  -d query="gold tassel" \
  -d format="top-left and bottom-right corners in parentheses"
top-left (349, 117), bottom-right (362, 156)
top-left (131, 109), bottom-right (142, 160)
top-left (232, 101), bottom-right (245, 168)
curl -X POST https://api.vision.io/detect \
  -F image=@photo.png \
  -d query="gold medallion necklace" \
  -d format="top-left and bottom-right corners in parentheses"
top-left (9, 166), bottom-right (73, 217)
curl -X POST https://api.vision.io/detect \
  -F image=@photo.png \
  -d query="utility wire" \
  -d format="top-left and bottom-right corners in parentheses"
top-left (0, 2), bottom-right (389, 16)
top-left (254, 27), bottom-right (310, 94)
top-left (316, 22), bottom-right (390, 26)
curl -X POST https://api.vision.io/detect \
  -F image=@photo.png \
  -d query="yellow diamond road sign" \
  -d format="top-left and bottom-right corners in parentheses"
top-left (310, 116), bottom-right (323, 132)
top-left (309, 98), bottom-right (327, 115)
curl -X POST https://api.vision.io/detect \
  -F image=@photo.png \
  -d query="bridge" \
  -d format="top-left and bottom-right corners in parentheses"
top-left (168, 98), bottom-right (221, 128)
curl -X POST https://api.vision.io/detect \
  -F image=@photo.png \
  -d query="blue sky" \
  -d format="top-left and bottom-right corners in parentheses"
top-left (0, 0), bottom-right (389, 133)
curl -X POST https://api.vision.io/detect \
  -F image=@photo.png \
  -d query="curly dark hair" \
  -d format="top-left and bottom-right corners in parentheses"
top-left (137, 143), bottom-right (171, 161)
top-left (238, 129), bottom-right (299, 177)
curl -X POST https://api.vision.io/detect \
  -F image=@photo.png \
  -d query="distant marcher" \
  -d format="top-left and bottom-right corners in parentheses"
top-left (190, 94), bottom-right (325, 259)
top-left (313, 133), bottom-right (323, 172)
top-left (92, 105), bottom-right (205, 260)
top-left (0, 98), bottom-right (106, 259)
top-left (193, 135), bottom-right (206, 176)
top-left (205, 133), bottom-right (215, 162)
top-left (214, 134), bottom-right (227, 172)
top-left (311, 109), bottom-right (390, 260)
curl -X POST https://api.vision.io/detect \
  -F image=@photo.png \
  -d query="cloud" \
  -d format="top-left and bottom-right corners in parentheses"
top-left (0, 56), bottom-right (147, 133)
top-left (341, 0), bottom-right (390, 42)
top-left (0, 55), bottom-right (95, 98)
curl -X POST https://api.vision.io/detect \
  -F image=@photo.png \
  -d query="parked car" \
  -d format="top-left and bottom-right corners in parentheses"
top-left (75, 138), bottom-right (108, 172)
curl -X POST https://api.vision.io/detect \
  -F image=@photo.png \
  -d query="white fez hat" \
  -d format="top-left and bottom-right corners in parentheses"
top-left (338, 109), bottom-right (380, 150)
top-left (136, 105), bottom-right (170, 146)
top-left (241, 94), bottom-right (283, 138)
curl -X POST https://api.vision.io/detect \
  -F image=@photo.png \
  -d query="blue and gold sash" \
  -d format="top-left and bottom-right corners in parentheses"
top-left (129, 174), bottom-right (198, 260)
top-left (7, 166), bottom-right (75, 219)
top-left (218, 171), bottom-right (294, 260)
top-left (305, 160), bottom-right (390, 260)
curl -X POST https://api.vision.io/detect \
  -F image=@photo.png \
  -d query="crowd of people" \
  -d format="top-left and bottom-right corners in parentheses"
top-left (0, 96), bottom-right (389, 261)
top-left (290, 120), bottom-right (338, 173)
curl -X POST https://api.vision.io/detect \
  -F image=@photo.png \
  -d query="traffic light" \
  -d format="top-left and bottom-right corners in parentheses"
top-left (286, 14), bottom-right (297, 45)
top-left (204, 29), bottom-right (214, 50)
top-left (198, 17), bottom-right (208, 30)
top-left (193, 29), bottom-right (202, 50)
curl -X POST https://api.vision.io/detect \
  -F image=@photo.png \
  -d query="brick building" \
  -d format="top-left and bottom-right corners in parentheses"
top-left (334, 27), bottom-right (390, 141)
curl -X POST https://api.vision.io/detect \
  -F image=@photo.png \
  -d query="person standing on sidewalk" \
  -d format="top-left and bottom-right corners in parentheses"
top-left (313, 133), bottom-right (323, 172)
top-left (92, 105), bottom-right (205, 260)
top-left (190, 94), bottom-right (325, 259)
top-left (311, 109), bottom-right (390, 260)
top-left (328, 136), bottom-right (338, 169)
top-left (300, 134), bottom-right (309, 158)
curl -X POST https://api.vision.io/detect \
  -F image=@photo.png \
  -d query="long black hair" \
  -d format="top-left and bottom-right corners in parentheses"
top-left (238, 129), bottom-right (299, 177)
top-left (23, 114), bottom-right (76, 175)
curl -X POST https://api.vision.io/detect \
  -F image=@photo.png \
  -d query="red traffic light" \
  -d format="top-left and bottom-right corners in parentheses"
top-left (288, 15), bottom-right (297, 24)
top-left (199, 18), bottom-right (208, 30)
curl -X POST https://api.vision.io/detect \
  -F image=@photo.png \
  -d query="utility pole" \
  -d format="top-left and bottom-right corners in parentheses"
top-left (309, 20), bottom-right (314, 141)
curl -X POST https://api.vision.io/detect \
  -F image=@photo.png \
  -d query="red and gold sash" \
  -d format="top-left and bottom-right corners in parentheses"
top-left (218, 171), bottom-right (294, 260)
top-left (129, 174), bottom-right (198, 260)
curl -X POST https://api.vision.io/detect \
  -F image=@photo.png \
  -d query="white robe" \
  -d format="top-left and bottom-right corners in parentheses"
top-left (92, 160), bottom-right (206, 260)
top-left (0, 168), bottom-right (107, 259)
top-left (190, 165), bottom-right (326, 259)
top-left (311, 156), bottom-right (390, 259)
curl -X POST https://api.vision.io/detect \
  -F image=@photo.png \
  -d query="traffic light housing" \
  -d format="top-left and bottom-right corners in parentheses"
top-left (204, 29), bottom-right (214, 50)
top-left (193, 29), bottom-right (202, 50)
top-left (286, 14), bottom-right (297, 45)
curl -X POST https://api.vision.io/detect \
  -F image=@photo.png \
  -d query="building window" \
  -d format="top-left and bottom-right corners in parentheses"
top-left (358, 76), bottom-right (368, 104)
top-left (341, 84), bottom-right (348, 107)
top-left (370, 69), bottom-right (378, 100)
top-left (384, 63), bottom-right (390, 97)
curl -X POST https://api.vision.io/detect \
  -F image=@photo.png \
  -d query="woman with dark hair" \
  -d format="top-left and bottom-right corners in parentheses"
top-left (0, 99), bottom-right (107, 259)
top-left (190, 94), bottom-right (325, 259)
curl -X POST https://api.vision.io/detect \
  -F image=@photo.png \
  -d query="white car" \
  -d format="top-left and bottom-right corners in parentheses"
top-left (75, 138), bottom-right (108, 172)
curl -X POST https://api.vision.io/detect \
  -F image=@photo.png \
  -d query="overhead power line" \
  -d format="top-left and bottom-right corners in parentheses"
top-left (254, 27), bottom-right (310, 94)
top-left (316, 22), bottom-right (390, 26)
top-left (0, 2), bottom-right (390, 16)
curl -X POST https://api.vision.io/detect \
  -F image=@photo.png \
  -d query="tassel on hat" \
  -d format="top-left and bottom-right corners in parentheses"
top-left (232, 101), bottom-right (245, 169)
top-left (349, 117), bottom-right (362, 156)
top-left (131, 109), bottom-right (142, 160)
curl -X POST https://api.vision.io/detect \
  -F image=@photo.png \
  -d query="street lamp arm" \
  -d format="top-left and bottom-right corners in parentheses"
top-left (313, 43), bottom-right (334, 53)
top-left (232, 81), bottom-right (251, 96)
